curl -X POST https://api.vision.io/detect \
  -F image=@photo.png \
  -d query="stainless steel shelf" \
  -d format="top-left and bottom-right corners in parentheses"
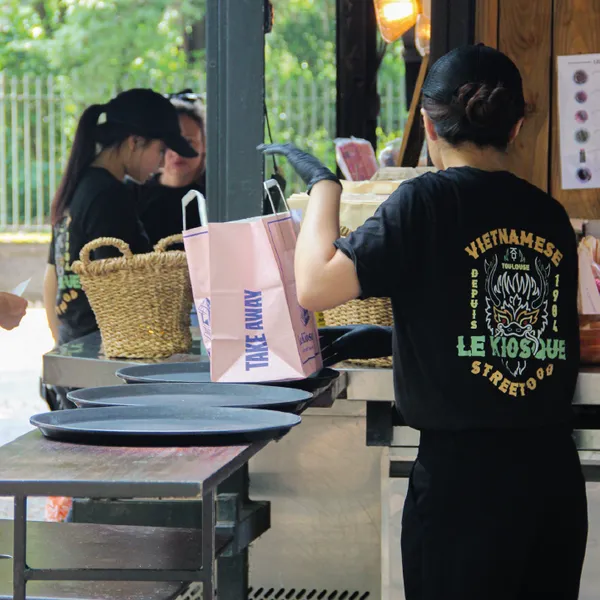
top-left (43, 333), bottom-right (600, 405)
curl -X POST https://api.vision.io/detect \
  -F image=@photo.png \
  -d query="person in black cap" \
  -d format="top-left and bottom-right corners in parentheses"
top-left (261, 45), bottom-right (587, 599)
top-left (133, 90), bottom-right (206, 246)
top-left (43, 88), bottom-right (197, 409)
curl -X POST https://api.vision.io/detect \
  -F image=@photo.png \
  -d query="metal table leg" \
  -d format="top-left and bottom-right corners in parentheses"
top-left (70, 461), bottom-right (265, 599)
top-left (202, 489), bottom-right (216, 600)
top-left (13, 496), bottom-right (27, 600)
top-left (217, 464), bottom-right (250, 600)
top-left (217, 550), bottom-right (248, 600)
top-left (9, 485), bottom-right (249, 599)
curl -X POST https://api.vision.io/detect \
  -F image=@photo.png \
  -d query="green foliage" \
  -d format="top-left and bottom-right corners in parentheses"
top-left (1, 0), bottom-right (203, 103)
top-left (377, 126), bottom-right (404, 149)
top-left (0, 0), bottom-right (408, 226)
top-left (266, 0), bottom-right (336, 82)
top-left (0, 1), bottom-right (53, 74)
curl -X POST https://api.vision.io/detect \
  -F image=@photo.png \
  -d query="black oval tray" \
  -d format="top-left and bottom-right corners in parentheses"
top-left (117, 362), bottom-right (212, 384)
top-left (117, 362), bottom-right (339, 390)
top-left (30, 405), bottom-right (301, 446)
top-left (115, 364), bottom-right (341, 409)
top-left (67, 382), bottom-right (312, 414)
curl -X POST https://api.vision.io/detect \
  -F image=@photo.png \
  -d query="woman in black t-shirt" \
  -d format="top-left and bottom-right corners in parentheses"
top-left (133, 91), bottom-right (206, 245)
top-left (43, 89), bottom-right (197, 409)
top-left (261, 45), bottom-right (587, 600)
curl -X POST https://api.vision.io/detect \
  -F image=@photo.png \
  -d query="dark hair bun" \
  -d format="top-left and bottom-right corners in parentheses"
top-left (457, 83), bottom-right (514, 128)
top-left (422, 80), bottom-right (525, 149)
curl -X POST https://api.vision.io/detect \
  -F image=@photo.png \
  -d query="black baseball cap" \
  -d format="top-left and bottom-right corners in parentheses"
top-left (423, 44), bottom-right (525, 114)
top-left (105, 88), bottom-right (198, 158)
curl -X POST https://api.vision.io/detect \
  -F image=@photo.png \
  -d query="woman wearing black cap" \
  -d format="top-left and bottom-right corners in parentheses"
top-left (261, 45), bottom-right (587, 600)
top-left (43, 88), bottom-right (197, 408)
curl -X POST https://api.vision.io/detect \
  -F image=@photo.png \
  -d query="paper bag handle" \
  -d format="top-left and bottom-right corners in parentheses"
top-left (182, 190), bottom-right (208, 230)
top-left (263, 179), bottom-right (290, 214)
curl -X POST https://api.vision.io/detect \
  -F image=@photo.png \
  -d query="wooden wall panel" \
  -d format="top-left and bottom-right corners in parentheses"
top-left (498, 0), bottom-right (552, 191)
top-left (552, 0), bottom-right (600, 217)
top-left (475, 0), bottom-right (498, 47)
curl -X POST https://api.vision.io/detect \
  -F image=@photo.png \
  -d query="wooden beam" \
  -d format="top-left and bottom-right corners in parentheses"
top-left (402, 28), bottom-right (423, 110)
top-left (499, 0), bottom-right (552, 191)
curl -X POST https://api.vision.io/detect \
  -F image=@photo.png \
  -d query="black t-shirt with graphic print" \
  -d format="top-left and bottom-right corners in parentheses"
top-left (48, 167), bottom-right (151, 345)
top-left (335, 167), bottom-right (579, 431)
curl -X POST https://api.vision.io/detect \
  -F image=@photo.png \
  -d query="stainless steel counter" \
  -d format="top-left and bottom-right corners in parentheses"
top-left (346, 363), bottom-right (600, 405)
top-left (41, 332), bottom-right (600, 405)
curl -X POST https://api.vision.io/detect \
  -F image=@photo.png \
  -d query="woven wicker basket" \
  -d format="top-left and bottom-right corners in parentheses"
top-left (71, 235), bottom-right (193, 359)
top-left (321, 226), bottom-right (393, 367)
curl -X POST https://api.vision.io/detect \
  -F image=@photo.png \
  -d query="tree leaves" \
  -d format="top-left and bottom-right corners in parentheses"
top-left (1, 0), bottom-right (203, 102)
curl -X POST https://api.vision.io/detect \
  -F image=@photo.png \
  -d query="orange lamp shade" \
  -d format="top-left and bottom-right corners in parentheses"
top-left (373, 0), bottom-right (420, 43)
top-left (415, 13), bottom-right (431, 56)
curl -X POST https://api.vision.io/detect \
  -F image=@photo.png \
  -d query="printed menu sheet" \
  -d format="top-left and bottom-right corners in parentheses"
top-left (557, 54), bottom-right (600, 190)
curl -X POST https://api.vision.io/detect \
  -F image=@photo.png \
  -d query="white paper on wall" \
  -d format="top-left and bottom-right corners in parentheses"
top-left (557, 54), bottom-right (600, 190)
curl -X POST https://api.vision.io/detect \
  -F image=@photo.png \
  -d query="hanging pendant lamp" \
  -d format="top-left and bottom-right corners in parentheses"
top-left (373, 0), bottom-right (420, 43)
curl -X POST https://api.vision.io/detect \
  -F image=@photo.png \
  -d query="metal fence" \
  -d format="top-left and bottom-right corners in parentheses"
top-left (0, 73), bottom-right (406, 231)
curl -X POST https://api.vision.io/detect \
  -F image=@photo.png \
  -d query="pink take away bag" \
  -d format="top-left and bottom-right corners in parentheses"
top-left (182, 185), bottom-right (322, 383)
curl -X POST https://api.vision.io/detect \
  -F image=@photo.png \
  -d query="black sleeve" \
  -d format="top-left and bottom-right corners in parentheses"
top-left (128, 178), bottom-right (151, 213)
top-left (334, 182), bottom-right (420, 299)
top-left (81, 183), bottom-right (152, 260)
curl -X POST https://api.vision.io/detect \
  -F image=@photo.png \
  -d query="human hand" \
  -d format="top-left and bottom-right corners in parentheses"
top-left (0, 292), bottom-right (28, 330)
top-left (258, 143), bottom-right (340, 193)
top-left (319, 324), bottom-right (393, 367)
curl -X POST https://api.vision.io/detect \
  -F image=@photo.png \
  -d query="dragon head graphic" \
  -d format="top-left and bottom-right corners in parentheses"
top-left (484, 253), bottom-right (550, 377)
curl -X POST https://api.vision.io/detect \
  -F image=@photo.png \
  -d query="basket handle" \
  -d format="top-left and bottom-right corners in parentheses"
top-left (154, 234), bottom-right (184, 252)
top-left (79, 237), bottom-right (133, 264)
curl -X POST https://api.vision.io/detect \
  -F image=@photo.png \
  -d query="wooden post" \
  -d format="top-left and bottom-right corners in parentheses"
top-left (499, 0), bottom-right (552, 191)
top-left (402, 28), bottom-right (423, 109)
top-left (475, 0), bottom-right (498, 46)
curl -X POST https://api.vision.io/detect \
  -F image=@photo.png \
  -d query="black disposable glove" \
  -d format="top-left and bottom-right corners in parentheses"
top-left (319, 324), bottom-right (393, 367)
top-left (258, 143), bottom-right (341, 194)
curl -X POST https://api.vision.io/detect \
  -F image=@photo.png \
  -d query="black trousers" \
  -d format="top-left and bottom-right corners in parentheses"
top-left (401, 429), bottom-right (588, 600)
